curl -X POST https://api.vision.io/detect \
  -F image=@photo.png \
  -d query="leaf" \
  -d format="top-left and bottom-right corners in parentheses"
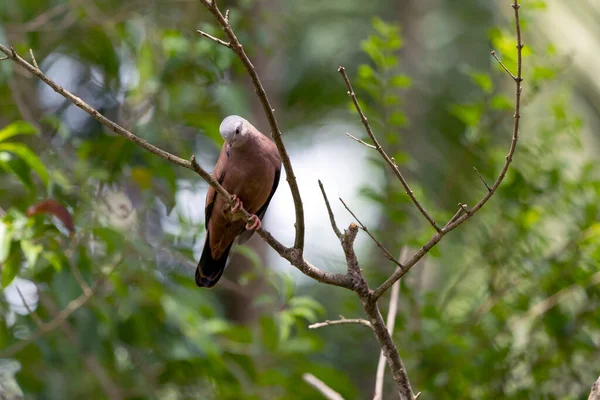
top-left (20, 240), bottom-right (43, 268)
top-left (0, 143), bottom-right (49, 186)
top-left (391, 75), bottom-right (411, 88)
top-left (469, 72), bottom-right (494, 94)
top-left (0, 121), bottom-right (37, 143)
top-left (0, 222), bottom-right (12, 263)
top-left (1, 155), bottom-right (34, 192)
top-left (26, 199), bottom-right (75, 233)
top-left (1, 243), bottom-right (22, 287)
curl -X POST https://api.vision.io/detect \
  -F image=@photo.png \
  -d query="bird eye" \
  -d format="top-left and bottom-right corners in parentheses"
top-left (235, 128), bottom-right (240, 135)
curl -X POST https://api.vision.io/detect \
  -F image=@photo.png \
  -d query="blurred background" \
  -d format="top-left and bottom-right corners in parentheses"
top-left (1, 0), bottom-right (600, 399)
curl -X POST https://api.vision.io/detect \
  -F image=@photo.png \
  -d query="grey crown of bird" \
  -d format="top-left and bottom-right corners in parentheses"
top-left (196, 115), bottom-right (282, 288)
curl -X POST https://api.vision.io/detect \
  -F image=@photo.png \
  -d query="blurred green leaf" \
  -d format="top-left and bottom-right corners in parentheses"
top-left (0, 143), bottom-right (49, 186)
top-left (0, 121), bottom-right (37, 143)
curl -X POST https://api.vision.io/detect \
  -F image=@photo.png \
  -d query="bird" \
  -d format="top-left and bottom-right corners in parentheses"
top-left (196, 115), bottom-right (282, 288)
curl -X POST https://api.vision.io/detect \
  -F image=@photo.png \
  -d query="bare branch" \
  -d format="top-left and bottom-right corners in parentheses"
top-left (372, 0), bottom-right (524, 300)
top-left (309, 318), bottom-right (371, 329)
top-left (29, 48), bottom-right (39, 69)
top-left (196, 30), bottom-right (231, 48)
top-left (199, 0), bottom-right (306, 254)
top-left (473, 167), bottom-right (491, 192)
top-left (338, 67), bottom-right (441, 233)
top-left (303, 373), bottom-right (345, 400)
top-left (374, 247), bottom-right (408, 400)
top-left (345, 132), bottom-right (376, 149)
top-left (491, 50), bottom-right (517, 81)
top-left (318, 180), bottom-right (342, 239)
top-left (339, 197), bottom-right (405, 270)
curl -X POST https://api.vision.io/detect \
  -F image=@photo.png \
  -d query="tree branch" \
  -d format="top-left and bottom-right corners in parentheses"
top-left (372, 0), bottom-right (524, 301)
top-left (374, 247), bottom-right (408, 400)
top-left (340, 197), bottom-right (404, 270)
top-left (339, 66), bottom-right (441, 233)
top-left (198, 1), bottom-right (306, 254)
top-left (318, 180), bottom-right (342, 239)
top-left (338, 224), bottom-right (414, 399)
top-left (303, 373), bottom-right (345, 400)
top-left (309, 318), bottom-right (372, 329)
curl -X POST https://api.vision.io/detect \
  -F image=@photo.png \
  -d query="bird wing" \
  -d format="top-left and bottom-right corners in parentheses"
top-left (237, 166), bottom-right (281, 244)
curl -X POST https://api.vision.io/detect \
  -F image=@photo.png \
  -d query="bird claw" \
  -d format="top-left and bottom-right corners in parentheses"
top-left (230, 195), bottom-right (242, 214)
top-left (245, 214), bottom-right (261, 231)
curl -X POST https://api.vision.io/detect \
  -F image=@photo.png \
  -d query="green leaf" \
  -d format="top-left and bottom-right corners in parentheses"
top-left (0, 121), bottom-right (37, 143)
top-left (0, 143), bottom-right (49, 186)
top-left (1, 243), bottom-right (22, 287)
top-left (0, 155), bottom-right (34, 192)
top-left (391, 75), bottom-right (411, 88)
top-left (20, 240), bottom-right (43, 268)
top-left (450, 103), bottom-right (483, 127)
top-left (469, 72), bottom-right (494, 94)
top-left (0, 222), bottom-right (12, 263)
top-left (491, 95), bottom-right (513, 111)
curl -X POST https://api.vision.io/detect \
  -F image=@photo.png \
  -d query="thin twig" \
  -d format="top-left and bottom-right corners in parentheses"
top-left (199, 0), bottom-right (306, 254)
top-left (318, 180), bottom-right (342, 239)
top-left (309, 318), bottom-right (371, 329)
top-left (446, 207), bottom-right (465, 227)
top-left (29, 49), bottom-right (39, 69)
top-left (374, 247), bottom-right (408, 400)
top-left (345, 132), bottom-right (376, 149)
top-left (339, 66), bottom-right (441, 233)
top-left (339, 197), bottom-right (404, 270)
top-left (491, 50), bottom-right (517, 81)
top-left (16, 286), bottom-right (43, 327)
top-left (372, 0), bottom-right (524, 301)
top-left (196, 30), bottom-right (230, 48)
top-left (473, 167), bottom-right (491, 192)
top-left (303, 374), bottom-right (345, 400)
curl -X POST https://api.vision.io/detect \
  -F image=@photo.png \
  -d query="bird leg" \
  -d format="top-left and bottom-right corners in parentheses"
top-left (230, 195), bottom-right (242, 214)
top-left (245, 215), bottom-right (262, 231)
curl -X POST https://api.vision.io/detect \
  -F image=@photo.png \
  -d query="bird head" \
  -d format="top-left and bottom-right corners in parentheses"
top-left (219, 115), bottom-right (251, 154)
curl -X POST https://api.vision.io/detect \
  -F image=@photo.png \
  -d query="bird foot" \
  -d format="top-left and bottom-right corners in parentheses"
top-left (245, 214), bottom-right (262, 231)
top-left (230, 195), bottom-right (242, 214)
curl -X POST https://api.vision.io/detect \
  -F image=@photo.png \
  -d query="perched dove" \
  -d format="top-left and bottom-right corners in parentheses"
top-left (196, 115), bottom-right (282, 288)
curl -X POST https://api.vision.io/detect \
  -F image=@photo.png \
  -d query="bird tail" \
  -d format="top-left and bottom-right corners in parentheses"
top-left (196, 231), bottom-right (232, 288)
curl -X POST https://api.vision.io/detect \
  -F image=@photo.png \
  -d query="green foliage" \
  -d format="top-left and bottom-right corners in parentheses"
top-left (1, 1), bottom-right (599, 399)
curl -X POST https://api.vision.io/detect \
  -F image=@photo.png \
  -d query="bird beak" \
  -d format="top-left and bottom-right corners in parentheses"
top-left (226, 141), bottom-right (232, 157)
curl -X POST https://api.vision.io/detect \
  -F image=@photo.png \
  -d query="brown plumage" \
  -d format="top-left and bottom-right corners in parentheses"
top-left (196, 115), bottom-right (281, 288)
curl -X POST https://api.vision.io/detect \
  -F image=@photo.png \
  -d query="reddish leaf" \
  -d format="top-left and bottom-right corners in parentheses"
top-left (27, 199), bottom-right (75, 233)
